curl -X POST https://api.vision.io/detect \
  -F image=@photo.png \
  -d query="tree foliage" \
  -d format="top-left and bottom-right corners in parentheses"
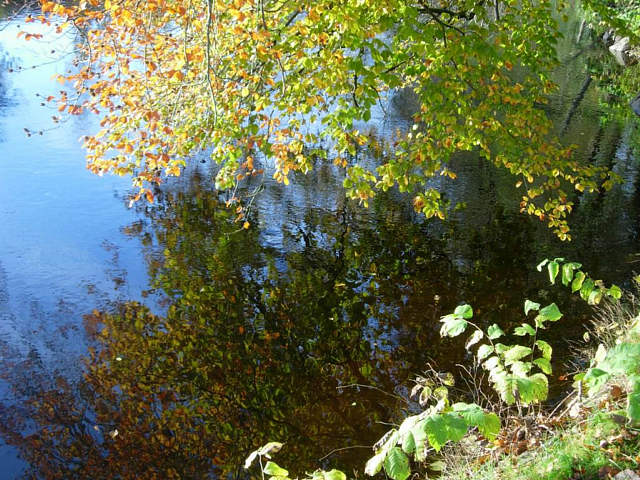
top-left (29, 0), bottom-right (624, 237)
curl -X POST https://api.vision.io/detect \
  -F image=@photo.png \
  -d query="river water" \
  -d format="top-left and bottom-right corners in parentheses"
top-left (0, 9), bottom-right (639, 480)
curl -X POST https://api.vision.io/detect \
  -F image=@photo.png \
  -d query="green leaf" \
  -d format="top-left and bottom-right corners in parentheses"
top-left (533, 357), bottom-right (552, 375)
top-left (535, 340), bottom-right (552, 360)
top-left (561, 262), bottom-right (581, 286)
top-left (514, 323), bottom-right (536, 336)
top-left (383, 448), bottom-right (410, 480)
top-left (572, 271), bottom-right (585, 293)
top-left (600, 343), bottom-right (640, 375)
top-left (365, 452), bottom-right (386, 476)
top-left (477, 344), bottom-right (494, 360)
top-left (452, 403), bottom-right (501, 440)
top-left (515, 374), bottom-right (548, 404)
top-left (510, 361), bottom-right (532, 376)
top-left (583, 367), bottom-right (611, 393)
top-left (443, 414), bottom-right (468, 443)
top-left (492, 372), bottom-right (515, 404)
top-left (607, 285), bottom-right (622, 300)
top-left (548, 261), bottom-right (560, 284)
top-left (580, 278), bottom-right (595, 301)
top-left (440, 316), bottom-right (468, 337)
top-left (536, 259), bottom-right (549, 272)
top-left (535, 303), bottom-right (562, 326)
top-left (454, 304), bottom-right (473, 319)
top-left (487, 324), bottom-right (505, 340)
top-left (401, 431), bottom-right (415, 455)
top-left (504, 345), bottom-right (533, 365)
top-left (422, 415), bottom-right (447, 452)
top-left (421, 412), bottom-right (470, 453)
top-left (588, 289), bottom-right (602, 305)
top-left (323, 471), bottom-right (347, 480)
top-left (627, 378), bottom-right (640, 424)
top-left (465, 330), bottom-right (484, 350)
top-left (478, 413), bottom-right (501, 440)
top-left (410, 420), bottom-right (429, 462)
top-left (263, 462), bottom-right (289, 477)
top-left (524, 300), bottom-right (540, 315)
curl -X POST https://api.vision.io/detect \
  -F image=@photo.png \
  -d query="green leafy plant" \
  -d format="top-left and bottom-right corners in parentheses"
top-left (580, 315), bottom-right (640, 424)
top-left (243, 262), bottom-right (632, 480)
top-left (537, 258), bottom-right (622, 305)
top-left (364, 298), bottom-right (561, 479)
top-left (363, 399), bottom-right (500, 480)
top-left (245, 443), bottom-right (347, 480)
top-left (440, 302), bottom-right (559, 406)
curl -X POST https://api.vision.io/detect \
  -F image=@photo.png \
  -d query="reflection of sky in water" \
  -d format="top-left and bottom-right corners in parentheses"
top-left (0, 18), bottom-right (150, 476)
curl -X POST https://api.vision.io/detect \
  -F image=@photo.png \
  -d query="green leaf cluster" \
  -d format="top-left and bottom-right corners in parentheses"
top-left (364, 403), bottom-right (499, 480)
top-left (583, 342), bottom-right (640, 424)
top-left (246, 444), bottom-right (346, 480)
top-left (537, 258), bottom-right (622, 305)
top-left (440, 300), bottom-right (560, 405)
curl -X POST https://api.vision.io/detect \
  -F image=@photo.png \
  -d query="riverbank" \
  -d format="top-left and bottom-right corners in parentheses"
top-left (440, 289), bottom-right (640, 480)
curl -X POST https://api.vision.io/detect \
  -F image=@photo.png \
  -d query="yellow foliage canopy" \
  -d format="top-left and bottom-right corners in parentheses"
top-left (33, 0), bottom-right (620, 238)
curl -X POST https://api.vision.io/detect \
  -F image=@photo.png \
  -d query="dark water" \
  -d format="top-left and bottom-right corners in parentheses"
top-left (0, 10), bottom-right (640, 480)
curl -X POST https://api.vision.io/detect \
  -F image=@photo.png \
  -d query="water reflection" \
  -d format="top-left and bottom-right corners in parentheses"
top-left (2, 6), bottom-right (640, 478)
top-left (2, 166), bottom-right (630, 478)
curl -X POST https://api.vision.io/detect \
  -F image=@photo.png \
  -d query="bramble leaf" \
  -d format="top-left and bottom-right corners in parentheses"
top-left (535, 303), bottom-right (562, 326)
top-left (535, 340), bottom-right (552, 360)
top-left (504, 346), bottom-right (533, 365)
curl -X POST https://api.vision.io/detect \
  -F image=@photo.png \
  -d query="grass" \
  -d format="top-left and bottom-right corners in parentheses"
top-left (446, 409), bottom-right (640, 480)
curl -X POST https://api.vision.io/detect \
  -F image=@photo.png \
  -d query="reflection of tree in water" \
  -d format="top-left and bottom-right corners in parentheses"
top-left (0, 171), bottom-right (613, 479)
top-left (0, 182), bottom-right (403, 478)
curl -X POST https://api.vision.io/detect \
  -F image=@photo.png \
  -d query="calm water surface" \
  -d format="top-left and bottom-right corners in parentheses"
top-left (0, 11), bottom-right (639, 479)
